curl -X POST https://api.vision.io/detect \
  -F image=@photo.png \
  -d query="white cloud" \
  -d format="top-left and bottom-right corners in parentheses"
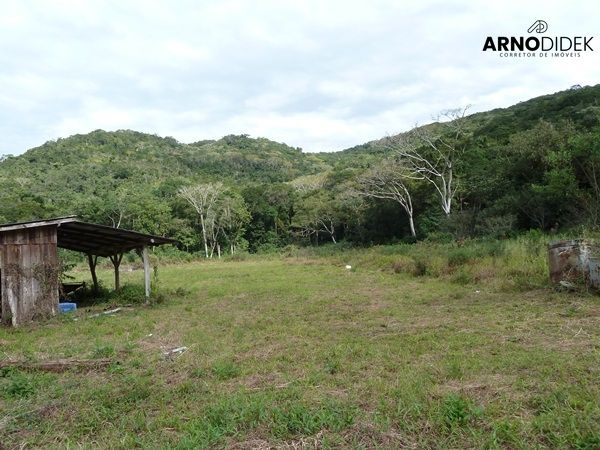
top-left (0, 0), bottom-right (598, 155)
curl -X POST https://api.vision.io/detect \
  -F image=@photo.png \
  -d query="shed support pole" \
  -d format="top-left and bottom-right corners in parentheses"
top-left (142, 246), bottom-right (151, 299)
top-left (109, 253), bottom-right (123, 291)
top-left (87, 254), bottom-right (99, 294)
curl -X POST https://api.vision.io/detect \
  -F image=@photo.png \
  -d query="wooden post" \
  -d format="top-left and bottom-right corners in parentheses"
top-left (87, 254), bottom-right (99, 294)
top-left (142, 246), bottom-right (151, 299)
top-left (109, 253), bottom-right (123, 291)
top-left (1, 268), bottom-right (10, 326)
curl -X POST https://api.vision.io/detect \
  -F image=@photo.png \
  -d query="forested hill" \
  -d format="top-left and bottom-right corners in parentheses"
top-left (5, 131), bottom-right (328, 184)
top-left (0, 84), bottom-right (599, 252)
top-left (317, 83), bottom-right (600, 168)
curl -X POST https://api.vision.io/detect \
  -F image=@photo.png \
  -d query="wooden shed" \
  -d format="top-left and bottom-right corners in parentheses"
top-left (0, 217), bottom-right (175, 326)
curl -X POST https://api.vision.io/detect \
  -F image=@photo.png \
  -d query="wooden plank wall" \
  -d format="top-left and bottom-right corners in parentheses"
top-left (0, 226), bottom-right (59, 326)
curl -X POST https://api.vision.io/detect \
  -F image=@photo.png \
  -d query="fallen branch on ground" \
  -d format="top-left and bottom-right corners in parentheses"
top-left (0, 358), bottom-right (113, 372)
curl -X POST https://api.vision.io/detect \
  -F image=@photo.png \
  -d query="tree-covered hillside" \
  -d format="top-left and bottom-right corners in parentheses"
top-left (1, 84), bottom-right (599, 253)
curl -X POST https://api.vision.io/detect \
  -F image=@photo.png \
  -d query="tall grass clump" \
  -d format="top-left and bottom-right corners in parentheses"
top-left (368, 233), bottom-right (551, 289)
top-left (500, 232), bottom-right (549, 290)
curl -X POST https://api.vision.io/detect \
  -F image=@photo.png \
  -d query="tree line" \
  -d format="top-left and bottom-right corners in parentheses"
top-left (0, 85), bottom-right (599, 254)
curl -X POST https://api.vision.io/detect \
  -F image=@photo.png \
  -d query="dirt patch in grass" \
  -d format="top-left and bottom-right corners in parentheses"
top-left (435, 374), bottom-right (517, 404)
top-left (240, 341), bottom-right (289, 361)
top-left (351, 285), bottom-right (391, 311)
top-left (281, 430), bottom-right (327, 449)
top-left (236, 372), bottom-right (287, 390)
top-left (227, 424), bottom-right (413, 450)
top-left (340, 422), bottom-right (415, 449)
top-left (227, 436), bottom-right (273, 449)
top-left (505, 315), bottom-right (600, 352)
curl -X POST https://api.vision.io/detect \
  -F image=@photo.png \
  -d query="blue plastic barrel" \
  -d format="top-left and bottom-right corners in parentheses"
top-left (58, 302), bottom-right (77, 313)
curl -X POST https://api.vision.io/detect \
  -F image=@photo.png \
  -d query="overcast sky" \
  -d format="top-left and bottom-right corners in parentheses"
top-left (0, 0), bottom-right (598, 155)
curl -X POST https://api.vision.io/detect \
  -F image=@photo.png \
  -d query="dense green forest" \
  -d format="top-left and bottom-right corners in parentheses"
top-left (1, 84), bottom-right (599, 254)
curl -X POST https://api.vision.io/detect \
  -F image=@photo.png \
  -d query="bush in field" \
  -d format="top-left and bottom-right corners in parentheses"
top-left (109, 284), bottom-right (147, 305)
top-left (440, 394), bottom-right (483, 428)
top-left (411, 258), bottom-right (429, 277)
top-left (0, 370), bottom-right (36, 399)
top-left (391, 256), bottom-right (415, 274)
top-left (447, 248), bottom-right (472, 268)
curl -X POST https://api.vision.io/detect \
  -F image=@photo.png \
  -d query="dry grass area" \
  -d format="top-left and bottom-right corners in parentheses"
top-left (0, 256), bottom-right (599, 449)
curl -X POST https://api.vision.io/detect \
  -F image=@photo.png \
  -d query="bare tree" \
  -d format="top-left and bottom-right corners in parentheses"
top-left (356, 159), bottom-right (416, 237)
top-left (297, 214), bottom-right (337, 244)
top-left (289, 172), bottom-right (328, 192)
top-left (292, 192), bottom-right (339, 244)
top-left (106, 189), bottom-right (130, 228)
top-left (107, 204), bottom-right (128, 229)
top-left (218, 195), bottom-right (250, 254)
top-left (205, 209), bottom-right (220, 258)
top-left (317, 216), bottom-right (337, 243)
top-left (383, 106), bottom-right (471, 216)
top-left (178, 182), bottom-right (224, 258)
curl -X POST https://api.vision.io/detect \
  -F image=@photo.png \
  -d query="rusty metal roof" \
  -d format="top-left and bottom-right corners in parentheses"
top-left (0, 216), bottom-right (176, 257)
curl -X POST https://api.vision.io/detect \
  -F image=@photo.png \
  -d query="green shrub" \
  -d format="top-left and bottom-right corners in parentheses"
top-left (425, 255), bottom-right (449, 277)
top-left (324, 356), bottom-right (341, 375)
top-left (190, 367), bottom-right (207, 379)
top-left (1, 370), bottom-right (36, 399)
top-left (451, 269), bottom-right (474, 285)
top-left (391, 256), bottom-right (414, 274)
top-left (447, 248), bottom-right (472, 268)
top-left (270, 401), bottom-right (356, 437)
top-left (108, 284), bottom-right (146, 305)
top-left (68, 282), bottom-right (111, 304)
top-left (445, 358), bottom-right (464, 380)
top-left (488, 419), bottom-right (522, 447)
top-left (255, 242), bottom-right (280, 254)
top-left (482, 240), bottom-right (505, 258)
top-left (153, 245), bottom-right (198, 263)
top-left (424, 231), bottom-right (455, 243)
top-left (211, 360), bottom-right (241, 380)
top-left (225, 251), bottom-right (250, 262)
top-left (573, 432), bottom-right (600, 450)
top-left (280, 244), bottom-right (301, 257)
top-left (411, 258), bottom-right (428, 277)
top-left (439, 393), bottom-right (483, 428)
top-left (92, 344), bottom-right (116, 358)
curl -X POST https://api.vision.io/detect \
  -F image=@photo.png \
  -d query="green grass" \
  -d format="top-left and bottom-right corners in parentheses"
top-left (0, 243), bottom-right (599, 448)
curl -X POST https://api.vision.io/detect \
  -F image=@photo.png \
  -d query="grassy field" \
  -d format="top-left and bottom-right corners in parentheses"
top-left (0, 243), bottom-right (599, 449)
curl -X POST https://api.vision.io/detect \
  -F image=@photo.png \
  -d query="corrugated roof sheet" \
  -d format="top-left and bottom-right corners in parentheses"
top-left (0, 217), bottom-right (176, 257)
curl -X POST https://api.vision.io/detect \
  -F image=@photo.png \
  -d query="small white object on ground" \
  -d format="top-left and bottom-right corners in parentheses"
top-left (345, 265), bottom-right (352, 270)
top-left (89, 307), bottom-right (122, 318)
top-left (559, 280), bottom-right (576, 291)
top-left (163, 346), bottom-right (188, 358)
